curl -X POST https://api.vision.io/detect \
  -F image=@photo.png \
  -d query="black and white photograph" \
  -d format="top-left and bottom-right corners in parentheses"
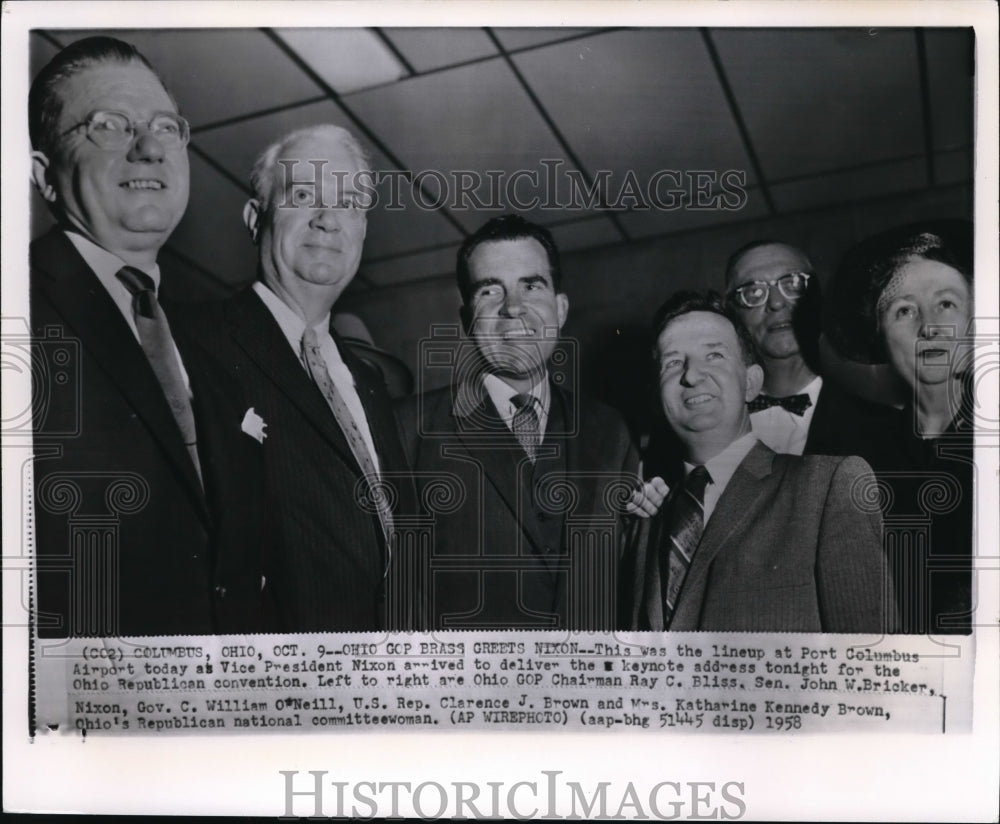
top-left (3, 1), bottom-right (997, 819)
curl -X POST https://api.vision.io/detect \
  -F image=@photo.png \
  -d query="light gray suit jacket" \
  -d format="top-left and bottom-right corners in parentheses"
top-left (628, 441), bottom-right (895, 633)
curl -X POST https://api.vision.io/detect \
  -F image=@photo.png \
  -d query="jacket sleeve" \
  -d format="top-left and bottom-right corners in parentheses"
top-left (815, 455), bottom-right (898, 633)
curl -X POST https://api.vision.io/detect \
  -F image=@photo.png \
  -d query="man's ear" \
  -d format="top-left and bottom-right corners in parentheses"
top-left (745, 363), bottom-right (765, 401)
top-left (242, 198), bottom-right (263, 244)
top-left (555, 292), bottom-right (569, 330)
top-left (31, 151), bottom-right (57, 204)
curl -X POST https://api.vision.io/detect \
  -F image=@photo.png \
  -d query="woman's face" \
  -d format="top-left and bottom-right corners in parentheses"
top-left (879, 257), bottom-right (972, 390)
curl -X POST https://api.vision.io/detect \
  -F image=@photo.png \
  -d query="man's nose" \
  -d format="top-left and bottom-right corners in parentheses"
top-left (310, 208), bottom-right (342, 232)
top-left (500, 292), bottom-right (525, 317)
top-left (766, 282), bottom-right (787, 311)
top-left (680, 358), bottom-right (701, 386)
top-left (127, 129), bottom-right (167, 162)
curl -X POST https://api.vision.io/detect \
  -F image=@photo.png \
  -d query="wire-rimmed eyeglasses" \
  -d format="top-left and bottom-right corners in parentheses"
top-left (60, 109), bottom-right (190, 151)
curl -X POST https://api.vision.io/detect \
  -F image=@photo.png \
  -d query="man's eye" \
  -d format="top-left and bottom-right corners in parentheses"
top-left (939, 299), bottom-right (957, 311)
top-left (291, 188), bottom-right (314, 205)
top-left (706, 351), bottom-right (723, 360)
top-left (895, 305), bottom-right (916, 320)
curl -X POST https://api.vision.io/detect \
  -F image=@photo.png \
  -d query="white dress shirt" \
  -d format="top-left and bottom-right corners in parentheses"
top-left (66, 230), bottom-right (191, 394)
top-left (482, 372), bottom-right (551, 442)
top-left (683, 431), bottom-right (758, 525)
top-left (252, 281), bottom-right (381, 472)
top-left (749, 375), bottom-right (822, 456)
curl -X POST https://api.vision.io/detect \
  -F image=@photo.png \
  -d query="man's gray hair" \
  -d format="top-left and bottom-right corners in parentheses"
top-left (248, 123), bottom-right (371, 207)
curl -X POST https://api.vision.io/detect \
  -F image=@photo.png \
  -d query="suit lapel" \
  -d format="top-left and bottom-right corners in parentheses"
top-left (804, 383), bottom-right (831, 454)
top-left (224, 291), bottom-right (362, 472)
top-left (31, 231), bottom-right (208, 519)
top-left (670, 442), bottom-right (777, 629)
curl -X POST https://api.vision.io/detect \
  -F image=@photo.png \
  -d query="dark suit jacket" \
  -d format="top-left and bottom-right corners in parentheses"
top-left (805, 378), bottom-right (900, 461)
top-left (628, 441), bottom-right (894, 633)
top-left (30, 229), bottom-right (269, 637)
top-left (397, 379), bottom-right (639, 630)
top-left (174, 288), bottom-right (417, 632)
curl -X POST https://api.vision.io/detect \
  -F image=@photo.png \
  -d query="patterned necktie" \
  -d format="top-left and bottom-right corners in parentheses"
top-left (661, 465), bottom-right (712, 627)
top-left (511, 393), bottom-right (540, 462)
top-left (301, 327), bottom-right (393, 548)
top-left (747, 393), bottom-right (812, 416)
top-left (116, 266), bottom-right (202, 485)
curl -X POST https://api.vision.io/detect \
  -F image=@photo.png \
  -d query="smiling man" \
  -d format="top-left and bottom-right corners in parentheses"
top-left (626, 291), bottom-right (894, 632)
top-left (398, 215), bottom-right (638, 630)
top-left (176, 124), bottom-right (415, 632)
top-left (29, 37), bottom-right (268, 637)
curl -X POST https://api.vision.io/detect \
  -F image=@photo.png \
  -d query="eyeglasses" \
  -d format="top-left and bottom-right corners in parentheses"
top-left (61, 110), bottom-right (190, 150)
top-left (729, 272), bottom-right (812, 309)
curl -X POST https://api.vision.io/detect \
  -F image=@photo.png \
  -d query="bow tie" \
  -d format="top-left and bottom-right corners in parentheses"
top-left (747, 393), bottom-right (813, 416)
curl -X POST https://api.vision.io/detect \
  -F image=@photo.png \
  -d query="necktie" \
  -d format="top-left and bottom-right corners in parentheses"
top-left (747, 393), bottom-right (813, 416)
top-left (301, 327), bottom-right (393, 548)
top-left (511, 393), bottom-right (540, 462)
top-left (661, 465), bottom-right (711, 627)
top-left (116, 266), bottom-right (202, 485)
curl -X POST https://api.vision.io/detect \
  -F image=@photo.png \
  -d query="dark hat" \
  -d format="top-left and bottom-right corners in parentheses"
top-left (824, 219), bottom-right (973, 365)
top-left (331, 313), bottom-right (414, 399)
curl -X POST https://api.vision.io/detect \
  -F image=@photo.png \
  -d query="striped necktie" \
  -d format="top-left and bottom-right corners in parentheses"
top-left (661, 465), bottom-right (712, 627)
top-left (300, 326), bottom-right (393, 549)
top-left (116, 266), bottom-right (202, 486)
top-left (511, 392), bottom-right (540, 462)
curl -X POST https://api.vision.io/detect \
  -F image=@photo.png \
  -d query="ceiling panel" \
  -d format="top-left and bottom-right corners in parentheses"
top-left (382, 27), bottom-right (497, 73)
top-left (194, 99), bottom-right (464, 259)
top-left (549, 216), bottom-right (625, 252)
top-left (514, 29), bottom-right (757, 189)
top-left (619, 185), bottom-right (771, 239)
top-left (770, 157), bottom-right (927, 213)
top-left (346, 57), bottom-right (590, 230)
top-left (358, 245), bottom-right (461, 288)
top-left (273, 28), bottom-right (407, 94)
top-left (713, 28), bottom-right (923, 182)
top-left (169, 152), bottom-right (259, 290)
top-left (54, 28), bottom-right (323, 129)
top-left (493, 28), bottom-right (596, 52)
top-left (934, 148), bottom-right (973, 186)
top-left (924, 28), bottom-right (974, 152)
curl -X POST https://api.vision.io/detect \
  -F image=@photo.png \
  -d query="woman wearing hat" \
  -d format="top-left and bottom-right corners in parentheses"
top-left (827, 220), bottom-right (975, 634)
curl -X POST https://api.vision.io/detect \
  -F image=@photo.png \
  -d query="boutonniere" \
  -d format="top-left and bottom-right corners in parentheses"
top-left (241, 407), bottom-right (268, 443)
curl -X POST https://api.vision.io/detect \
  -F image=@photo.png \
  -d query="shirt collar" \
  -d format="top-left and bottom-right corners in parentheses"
top-left (685, 431), bottom-right (758, 492)
top-left (482, 372), bottom-right (550, 425)
top-left (65, 230), bottom-right (161, 290)
top-left (253, 281), bottom-right (332, 353)
top-left (802, 375), bottom-right (823, 404)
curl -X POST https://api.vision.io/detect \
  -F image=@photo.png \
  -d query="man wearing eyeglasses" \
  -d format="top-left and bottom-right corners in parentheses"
top-left (28, 37), bottom-right (268, 636)
top-left (725, 240), bottom-right (893, 457)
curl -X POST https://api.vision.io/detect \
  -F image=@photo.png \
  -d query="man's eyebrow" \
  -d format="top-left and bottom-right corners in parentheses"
top-left (471, 277), bottom-right (503, 292)
top-left (519, 274), bottom-right (550, 286)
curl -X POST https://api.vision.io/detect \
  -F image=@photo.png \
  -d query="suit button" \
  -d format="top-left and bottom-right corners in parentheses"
top-left (215, 585), bottom-right (227, 598)
top-left (543, 545), bottom-right (553, 554)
